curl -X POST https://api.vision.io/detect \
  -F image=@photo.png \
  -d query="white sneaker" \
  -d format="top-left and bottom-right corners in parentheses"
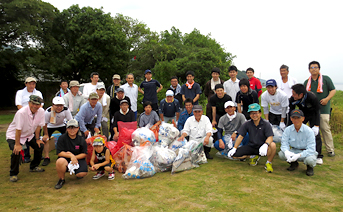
top-left (93, 171), bottom-right (105, 180)
top-left (316, 158), bottom-right (323, 165)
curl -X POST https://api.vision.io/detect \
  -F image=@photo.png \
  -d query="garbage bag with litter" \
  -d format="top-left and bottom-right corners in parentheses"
top-left (131, 127), bottom-right (156, 146)
top-left (159, 123), bottom-right (180, 147)
top-left (272, 125), bottom-right (283, 143)
top-left (113, 144), bottom-right (133, 173)
top-left (151, 145), bottom-right (176, 172)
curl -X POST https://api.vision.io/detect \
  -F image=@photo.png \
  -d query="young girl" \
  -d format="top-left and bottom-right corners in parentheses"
top-left (89, 137), bottom-right (115, 180)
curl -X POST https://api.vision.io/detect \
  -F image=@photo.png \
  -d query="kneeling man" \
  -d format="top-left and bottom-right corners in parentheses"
top-left (55, 119), bottom-right (88, 189)
top-left (278, 109), bottom-right (317, 176)
top-left (178, 105), bottom-right (214, 159)
top-left (228, 103), bottom-right (276, 172)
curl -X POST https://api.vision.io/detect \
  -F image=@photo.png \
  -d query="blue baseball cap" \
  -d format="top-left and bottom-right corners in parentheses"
top-left (266, 79), bottom-right (277, 87)
top-left (144, 69), bottom-right (152, 74)
top-left (247, 103), bottom-right (261, 112)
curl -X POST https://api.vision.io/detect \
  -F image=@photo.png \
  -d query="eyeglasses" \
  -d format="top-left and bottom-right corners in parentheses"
top-left (67, 126), bottom-right (78, 130)
top-left (310, 66), bottom-right (319, 69)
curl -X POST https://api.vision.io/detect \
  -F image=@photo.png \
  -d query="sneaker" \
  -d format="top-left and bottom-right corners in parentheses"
top-left (55, 179), bottom-right (65, 189)
top-left (328, 152), bottom-right (335, 157)
top-left (249, 155), bottom-right (261, 166)
top-left (41, 158), bottom-right (50, 166)
top-left (29, 167), bottom-right (45, 172)
top-left (93, 171), bottom-right (105, 180)
top-left (10, 175), bottom-right (18, 182)
top-left (306, 165), bottom-right (314, 176)
top-left (265, 162), bottom-right (273, 173)
top-left (287, 161), bottom-right (299, 171)
top-left (24, 158), bottom-right (31, 163)
top-left (316, 158), bottom-right (323, 165)
top-left (108, 172), bottom-right (115, 180)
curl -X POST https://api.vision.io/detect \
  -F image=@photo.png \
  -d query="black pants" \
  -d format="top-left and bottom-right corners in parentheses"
top-left (47, 126), bottom-right (66, 137)
top-left (304, 116), bottom-right (323, 159)
top-left (152, 103), bottom-right (159, 115)
top-left (269, 112), bottom-right (281, 125)
top-left (7, 137), bottom-right (44, 176)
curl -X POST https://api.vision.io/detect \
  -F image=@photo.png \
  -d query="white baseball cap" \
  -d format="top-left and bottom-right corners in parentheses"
top-left (224, 101), bottom-right (236, 108)
top-left (52, 96), bottom-right (65, 105)
top-left (166, 90), bottom-right (174, 97)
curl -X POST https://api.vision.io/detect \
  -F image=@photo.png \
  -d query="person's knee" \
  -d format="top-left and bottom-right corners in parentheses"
top-left (214, 140), bottom-right (222, 151)
top-left (76, 172), bottom-right (88, 177)
top-left (304, 155), bottom-right (317, 167)
top-left (269, 142), bottom-right (276, 150)
top-left (278, 151), bottom-right (287, 161)
top-left (104, 166), bottom-right (113, 172)
top-left (56, 158), bottom-right (67, 168)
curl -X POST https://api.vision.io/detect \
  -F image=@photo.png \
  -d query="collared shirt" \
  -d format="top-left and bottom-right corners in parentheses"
top-left (182, 115), bottom-right (212, 140)
top-left (99, 93), bottom-right (111, 119)
top-left (6, 106), bottom-right (45, 144)
top-left (217, 112), bottom-right (246, 135)
top-left (223, 78), bottom-right (240, 102)
top-left (15, 87), bottom-right (43, 107)
top-left (261, 89), bottom-right (289, 115)
top-left (238, 118), bottom-right (274, 148)
top-left (281, 124), bottom-right (316, 158)
top-left (121, 83), bottom-right (138, 112)
top-left (74, 102), bottom-right (102, 132)
top-left (177, 110), bottom-right (193, 132)
top-left (45, 106), bottom-right (72, 128)
top-left (63, 92), bottom-right (87, 117)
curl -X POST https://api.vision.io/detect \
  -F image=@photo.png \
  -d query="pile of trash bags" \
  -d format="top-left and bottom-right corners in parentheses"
top-left (102, 122), bottom-right (208, 179)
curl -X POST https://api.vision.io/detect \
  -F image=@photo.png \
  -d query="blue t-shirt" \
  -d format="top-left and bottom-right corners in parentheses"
top-left (180, 83), bottom-right (202, 105)
top-left (140, 79), bottom-right (161, 104)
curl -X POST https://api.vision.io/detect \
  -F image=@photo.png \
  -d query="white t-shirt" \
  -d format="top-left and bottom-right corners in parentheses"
top-left (261, 89), bottom-right (289, 115)
top-left (45, 106), bottom-right (73, 128)
top-left (223, 78), bottom-right (240, 103)
top-left (15, 87), bottom-right (43, 107)
top-left (82, 83), bottom-right (98, 99)
top-left (121, 83), bottom-right (138, 112)
top-left (276, 76), bottom-right (297, 98)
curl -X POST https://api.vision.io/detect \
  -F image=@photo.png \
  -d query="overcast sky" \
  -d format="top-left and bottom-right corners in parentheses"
top-left (43, 0), bottom-right (343, 84)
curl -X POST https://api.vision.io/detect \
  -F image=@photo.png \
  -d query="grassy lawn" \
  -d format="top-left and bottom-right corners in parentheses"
top-left (1, 92), bottom-right (343, 211)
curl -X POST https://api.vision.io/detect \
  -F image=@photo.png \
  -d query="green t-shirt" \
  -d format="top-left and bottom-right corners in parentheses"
top-left (304, 75), bottom-right (335, 114)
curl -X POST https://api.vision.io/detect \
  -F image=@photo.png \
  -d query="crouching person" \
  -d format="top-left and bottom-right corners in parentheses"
top-left (55, 119), bottom-right (88, 189)
top-left (228, 103), bottom-right (276, 173)
top-left (89, 137), bottom-right (115, 180)
top-left (278, 109), bottom-right (317, 176)
top-left (178, 105), bottom-right (214, 159)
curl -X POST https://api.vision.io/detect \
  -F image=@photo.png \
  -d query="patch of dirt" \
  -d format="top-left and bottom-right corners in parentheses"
top-left (0, 123), bottom-right (9, 133)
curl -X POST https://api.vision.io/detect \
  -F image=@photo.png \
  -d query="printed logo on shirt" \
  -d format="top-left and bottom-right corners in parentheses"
top-left (75, 145), bottom-right (79, 149)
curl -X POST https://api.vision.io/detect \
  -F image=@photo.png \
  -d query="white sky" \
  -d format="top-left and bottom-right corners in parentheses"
top-left (43, 0), bottom-right (343, 84)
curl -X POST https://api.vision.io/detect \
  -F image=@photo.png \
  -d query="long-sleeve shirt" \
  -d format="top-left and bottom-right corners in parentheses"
top-left (249, 77), bottom-right (262, 97)
top-left (177, 110), bottom-right (193, 132)
top-left (182, 115), bottom-right (212, 140)
top-left (74, 102), bottom-right (102, 133)
top-left (281, 124), bottom-right (316, 158)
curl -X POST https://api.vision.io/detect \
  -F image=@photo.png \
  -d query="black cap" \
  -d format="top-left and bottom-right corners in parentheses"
top-left (290, 109), bottom-right (304, 118)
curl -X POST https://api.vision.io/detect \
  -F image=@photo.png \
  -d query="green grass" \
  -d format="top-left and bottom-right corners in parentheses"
top-left (0, 114), bottom-right (15, 125)
top-left (1, 91), bottom-right (343, 211)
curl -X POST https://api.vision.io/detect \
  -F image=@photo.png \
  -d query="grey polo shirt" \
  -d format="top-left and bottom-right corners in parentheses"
top-left (238, 118), bottom-right (274, 148)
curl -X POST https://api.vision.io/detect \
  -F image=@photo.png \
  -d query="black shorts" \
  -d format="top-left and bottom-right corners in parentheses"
top-left (95, 162), bottom-right (112, 171)
top-left (233, 145), bottom-right (260, 157)
top-left (60, 157), bottom-right (88, 174)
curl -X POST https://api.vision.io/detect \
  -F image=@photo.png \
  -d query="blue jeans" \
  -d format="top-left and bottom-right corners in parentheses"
top-left (214, 133), bottom-right (250, 151)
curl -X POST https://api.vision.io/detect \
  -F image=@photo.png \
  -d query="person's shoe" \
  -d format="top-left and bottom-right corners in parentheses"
top-left (93, 171), bottom-right (105, 180)
top-left (265, 162), bottom-right (273, 173)
top-left (41, 158), bottom-right (50, 166)
top-left (205, 152), bottom-right (213, 159)
top-left (108, 172), bottom-right (115, 180)
top-left (287, 161), bottom-right (299, 171)
top-left (29, 167), bottom-right (45, 172)
top-left (316, 158), bottom-right (323, 165)
top-left (10, 175), bottom-right (18, 182)
top-left (306, 165), bottom-right (314, 176)
top-left (249, 155), bottom-right (260, 166)
top-left (24, 158), bottom-right (31, 163)
top-left (55, 179), bottom-right (65, 189)
top-left (328, 152), bottom-right (335, 157)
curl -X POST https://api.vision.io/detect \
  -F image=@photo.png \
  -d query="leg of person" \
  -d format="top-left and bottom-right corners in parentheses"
top-left (278, 151), bottom-right (299, 171)
top-left (23, 143), bottom-right (31, 163)
top-left (265, 142), bottom-right (276, 173)
top-left (86, 121), bottom-right (96, 136)
top-left (92, 164), bottom-right (105, 180)
top-left (320, 114), bottom-right (335, 156)
top-left (7, 139), bottom-right (21, 182)
top-left (303, 154), bottom-right (317, 176)
top-left (214, 139), bottom-right (226, 151)
top-left (205, 102), bottom-right (212, 122)
top-left (152, 103), bottom-right (159, 115)
top-left (233, 145), bottom-right (260, 164)
top-left (104, 163), bottom-right (115, 180)
top-left (269, 112), bottom-right (281, 125)
top-left (27, 137), bottom-right (45, 172)
top-left (55, 157), bottom-right (68, 189)
top-left (75, 159), bottom-right (88, 179)
top-left (305, 117), bottom-right (323, 164)
top-left (238, 133), bottom-right (250, 147)
top-left (101, 120), bottom-right (109, 140)
top-left (134, 111), bottom-right (137, 121)
top-left (203, 137), bottom-right (214, 159)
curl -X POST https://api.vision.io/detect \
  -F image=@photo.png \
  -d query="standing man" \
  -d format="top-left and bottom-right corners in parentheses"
top-left (42, 97), bottom-right (72, 166)
top-left (159, 90), bottom-right (180, 124)
top-left (223, 65), bottom-right (240, 102)
top-left (63, 80), bottom-right (87, 117)
top-left (107, 74), bottom-right (121, 99)
top-left (15, 77), bottom-right (44, 163)
top-left (96, 83), bottom-right (111, 140)
top-left (261, 79), bottom-right (289, 129)
top-left (235, 78), bottom-right (259, 120)
top-left (170, 76), bottom-right (183, 110)
top-left (138, 70), bottom-right (163, 114)
top-left (204, 67), bottom-right (224, 119)
top-left (55, 80), bottom-right (70, 97)
top-left (121, 73), bottom-right (138, 120)
top-left (210, 84), bottom-right (232, 128)
top-left (6, 95), bottom-right (45, 182)
top-left (181, 71), bottom-right (202, 105)
top-left (246, 68), bottom-right (262, 98)
top-left (228, 103), bottom-right (276, 173)
top-left (276, 65), bottom-right (298, 98)
top-left (304, 61), bottom-right (336, 157)
top-left (75, 92), bottom-right (102, 138)
top-left (289, 84), bottom-right (323, 164)
top-left (83, 72), bottom-right (100, 99)
top-left (177, 98), bottom-right (194, 132)
top-left (178, 105), bottom-right (214, 159)
top-left (279, 109), bottom-right (317, 176)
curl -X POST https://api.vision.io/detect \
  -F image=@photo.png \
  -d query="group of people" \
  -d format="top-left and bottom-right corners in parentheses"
top-left (6, 60), bottom-right (336, 189)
